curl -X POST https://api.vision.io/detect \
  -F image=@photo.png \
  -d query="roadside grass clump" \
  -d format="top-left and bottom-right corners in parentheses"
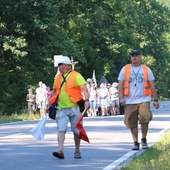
top-left (0, 111), bottom-right (41, 124)
top-left (121, 131), bottom-right (170, 170)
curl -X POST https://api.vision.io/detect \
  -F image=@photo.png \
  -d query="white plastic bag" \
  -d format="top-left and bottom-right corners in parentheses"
top-left (29, 115), bottom-right (47, 140)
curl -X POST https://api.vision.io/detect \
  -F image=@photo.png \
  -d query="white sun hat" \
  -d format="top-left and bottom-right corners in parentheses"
top-left (57, 56), bottom-right (71, 66)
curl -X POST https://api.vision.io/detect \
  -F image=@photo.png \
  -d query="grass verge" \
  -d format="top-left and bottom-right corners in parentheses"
top-left (0, 112), bottom-right (41, 124)
top-left (121, 130), bottom-right (170, 170)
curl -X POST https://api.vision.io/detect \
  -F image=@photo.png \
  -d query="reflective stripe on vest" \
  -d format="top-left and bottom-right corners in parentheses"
top-left (123, 64), bottom-right (151, 96)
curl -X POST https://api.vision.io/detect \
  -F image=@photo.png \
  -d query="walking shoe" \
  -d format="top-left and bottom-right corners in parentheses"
top-left (141, 137), bottom-right (148, 149)
top-left (132, 141), bottom-right (140, 150)
top-left (53, 150), bottom-right (64, 159)
top-left (74, 152), bottom-right (81, 159)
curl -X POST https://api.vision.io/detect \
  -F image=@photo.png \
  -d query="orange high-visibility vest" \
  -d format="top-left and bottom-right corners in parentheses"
top-left (49, 71), bottom-right (83, 104)
top-left (123, 64), bottom-right (151, 96)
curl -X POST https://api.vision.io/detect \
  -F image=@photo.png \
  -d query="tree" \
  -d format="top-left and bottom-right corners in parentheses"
top-left (0, 0), bottom-right (170, 114)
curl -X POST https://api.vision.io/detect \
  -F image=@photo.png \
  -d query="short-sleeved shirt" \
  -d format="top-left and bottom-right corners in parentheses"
top-left (118, 65), bottom-right (155, 104)
top-left (26, 93), bottom-right (35, 104)
top-left (109, 87), bottom-right (119, 100)
top-left (98, 88), bottom-right (108, 98)
top-left (54, 72), bottom-right (86, 108)
top-left (89, 87), bottom-right (98, 100)
top-left (36, 87), bottom-right (47, 102)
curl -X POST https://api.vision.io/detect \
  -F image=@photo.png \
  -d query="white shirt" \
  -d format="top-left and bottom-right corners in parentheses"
top-left (118, 65), bottom-right (154, 104)
top-left (109, 87), bottom-right (119, 100)
top-left (98, 87), bottom-right (109, 98)
top-left (36, 87), bottom-right (47, 102)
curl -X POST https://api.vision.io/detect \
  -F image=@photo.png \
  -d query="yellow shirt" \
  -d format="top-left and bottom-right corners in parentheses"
top-left (56, 73), bottom-right (86, 108)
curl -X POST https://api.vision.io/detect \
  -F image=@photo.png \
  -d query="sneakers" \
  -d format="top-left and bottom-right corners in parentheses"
top-left (132, 141), bottom-right (140, 150)
top-left (74, 152), bottom-right (81, 159)
top-left (141, 137), bottom-right (148, 149)
top-left (53, 150), bottom-right (64, 159)
top-left (132, 138), bottom-right (148, 150)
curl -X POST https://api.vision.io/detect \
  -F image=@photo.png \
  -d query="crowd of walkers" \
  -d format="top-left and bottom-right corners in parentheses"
top-left (26, 79), bottom-right (123, 119)
top-left (84, 78), bottom-right (124, 117)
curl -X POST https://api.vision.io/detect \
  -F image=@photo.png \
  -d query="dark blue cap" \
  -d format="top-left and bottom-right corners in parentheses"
top-left (130, 50), bottom-right (141, 55)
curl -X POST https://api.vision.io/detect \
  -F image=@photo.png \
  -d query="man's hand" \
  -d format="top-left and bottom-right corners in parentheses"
top-left (153, 101), bottom-right (159, 109)
top-left (84, 100), bottom-right (90, 109)
top-left (119, 98), bottom-right (125, 106)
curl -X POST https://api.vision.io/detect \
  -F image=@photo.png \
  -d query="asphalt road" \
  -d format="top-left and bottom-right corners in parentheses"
top-left (0, 101), bottom-right (170, 170)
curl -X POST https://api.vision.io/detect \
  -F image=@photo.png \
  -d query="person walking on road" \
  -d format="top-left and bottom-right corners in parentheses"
top-left (49, 56), bottom-right (90, 159)
top-left (35, 81), bottom-right (48, 119)
top-left (26, 88), bottom-right (36, 119)
top-left (89, 82), bottom-right (98, 117)
top-left (98, 82), bottom-right (110, 116)
top-left (118, 49), bottom-right (159, 150)
top-left (109, 82), bottom-right (120, 116)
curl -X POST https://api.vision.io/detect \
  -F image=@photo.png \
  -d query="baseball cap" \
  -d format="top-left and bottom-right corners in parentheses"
top-left (57, 56), bottom-right (71, 66)
top-left (130, 50), bottom-right (141, 55)
top-left (112, 82), bottom-right (118, 87)
top-left (86, 78), bottom-right (92, 83)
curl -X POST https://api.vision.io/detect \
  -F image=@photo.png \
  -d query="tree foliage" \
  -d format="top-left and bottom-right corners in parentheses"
top-left (0, 0), bottom-right (170, 114)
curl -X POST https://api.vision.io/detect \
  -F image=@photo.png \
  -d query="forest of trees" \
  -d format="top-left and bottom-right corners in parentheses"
top-left (0, 0), bottom-right (170, 114)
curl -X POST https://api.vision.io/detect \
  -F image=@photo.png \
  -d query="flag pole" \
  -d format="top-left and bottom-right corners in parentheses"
top-left (92, 69), bottom-right (97, 84)
top-left (81, 108), bottom-right (87, 116)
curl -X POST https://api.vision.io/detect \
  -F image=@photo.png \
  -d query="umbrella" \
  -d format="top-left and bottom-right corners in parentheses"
top-left (74, 109), bottom-right (90, 143)
top-left (29, 115), bottom-right (47, 140)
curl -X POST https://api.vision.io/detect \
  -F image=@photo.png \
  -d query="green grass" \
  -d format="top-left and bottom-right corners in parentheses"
top-left (0, 111), bottom-right (41, 124)
top-left (121, 131), bottom-right (170, 170)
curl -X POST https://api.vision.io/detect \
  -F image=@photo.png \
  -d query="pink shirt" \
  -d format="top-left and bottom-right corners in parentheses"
top-left (89, 87), bottom-right (98, 100)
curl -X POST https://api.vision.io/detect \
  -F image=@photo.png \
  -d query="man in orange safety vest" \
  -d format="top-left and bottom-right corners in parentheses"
top-left (118, 50), bottom-right (159, 150)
